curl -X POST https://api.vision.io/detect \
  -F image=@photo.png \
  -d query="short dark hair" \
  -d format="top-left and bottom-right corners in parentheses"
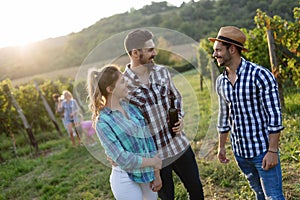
top-left (222, 41), bottom-right (242, 55)
top-left (124, 29), bottom-right (153, 55)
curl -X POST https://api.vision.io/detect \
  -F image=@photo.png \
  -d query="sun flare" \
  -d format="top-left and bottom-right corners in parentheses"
top-left (0, 0), bottom-right (188, 48)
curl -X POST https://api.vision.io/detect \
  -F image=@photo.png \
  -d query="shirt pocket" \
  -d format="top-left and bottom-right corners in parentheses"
top-left (155, 83), bottom-right (168, 98)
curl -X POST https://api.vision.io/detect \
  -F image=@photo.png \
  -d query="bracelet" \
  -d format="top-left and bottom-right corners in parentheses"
top-left (268, 150), bottom-right (278, 153)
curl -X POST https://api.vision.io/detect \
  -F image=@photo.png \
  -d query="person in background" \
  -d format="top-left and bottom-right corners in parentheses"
top-left (209, 26), bottom-right (285, 200)
top-left (52, 93), bottom-right (64, 119)
top-left (52, 93), bottom-right (74, 137)
top-left (123, 29), bottom-right (204, 200)
top-left (58, 90), bottom-right (81, 146)
top-left (87, 65), bottom-right (162, 200)
top-left (80, 119), bottom-right (96, 145)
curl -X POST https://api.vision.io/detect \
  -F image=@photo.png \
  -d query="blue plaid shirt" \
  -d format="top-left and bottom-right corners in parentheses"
top-left (61, 99), bottom-right (79, 123)
top-left (96, 101), bottom-right (157, 183)
top-left (216, 58), bottom-right (284, 158)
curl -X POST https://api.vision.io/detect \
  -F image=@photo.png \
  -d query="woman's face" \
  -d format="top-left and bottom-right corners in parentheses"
top-left (64, 92), bottom-right (71, 100)
top-left (112, 73), bottom-right (128, 99)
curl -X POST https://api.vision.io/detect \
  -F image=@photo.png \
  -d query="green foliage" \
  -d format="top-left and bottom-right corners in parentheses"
top-left (0, 70), bottom-right (299, 199)
top-left (0, 0), bottom-right (297, 81)
top-left (0, 1), bottom-right (299, 198)
top-left (245, 8), bottom-right (300, 87)
top-left (0, 141), bottom-right (114, 200)
top-left (243, 26), bottom-right (270, 69)
top-left (280, 88), bottom-right (300, 166)
top-left (0, 77), bottom-right (74, 156)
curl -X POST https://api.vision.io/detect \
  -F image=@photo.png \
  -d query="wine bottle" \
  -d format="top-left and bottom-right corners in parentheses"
top-left (169, 96), bottom-right (178, 137)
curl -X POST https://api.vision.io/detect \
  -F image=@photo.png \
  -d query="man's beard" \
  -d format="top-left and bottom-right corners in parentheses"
top-left (140, 54), bottom-right (155, 68)
top-left (216, 57), bottom-right (225, 67)
top-left (215, 52), bottom-right (231, 67)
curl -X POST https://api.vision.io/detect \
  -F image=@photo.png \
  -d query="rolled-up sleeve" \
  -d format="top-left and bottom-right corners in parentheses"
top-left (216, 76), bottom-right (231, 133)
top-left (256, 69), bottom-right (284, 133)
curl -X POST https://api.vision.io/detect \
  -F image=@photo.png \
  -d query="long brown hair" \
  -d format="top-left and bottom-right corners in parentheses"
top-left (87, 65), bottom-right (121, 127)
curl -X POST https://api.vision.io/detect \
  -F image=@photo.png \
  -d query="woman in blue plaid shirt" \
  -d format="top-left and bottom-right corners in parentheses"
top-left (87, 65), bottom-right (162, 200)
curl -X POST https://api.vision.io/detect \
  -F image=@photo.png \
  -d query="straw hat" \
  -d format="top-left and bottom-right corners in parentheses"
top-left (208, 26), bottom-right (248, 51)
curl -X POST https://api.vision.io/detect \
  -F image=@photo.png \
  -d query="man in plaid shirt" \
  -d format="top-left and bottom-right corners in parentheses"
top-left (123, 29), bottom-right (204, 199)
top-left (209, 26), bottom-right (285, 200)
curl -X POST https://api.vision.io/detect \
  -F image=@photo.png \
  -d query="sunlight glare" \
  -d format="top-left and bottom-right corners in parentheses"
top-left (0, 0), bottom-right (189, 48)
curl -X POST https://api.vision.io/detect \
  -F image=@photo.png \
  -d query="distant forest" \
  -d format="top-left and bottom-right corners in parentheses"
top-left (0, 0), bottom-right (298, 80)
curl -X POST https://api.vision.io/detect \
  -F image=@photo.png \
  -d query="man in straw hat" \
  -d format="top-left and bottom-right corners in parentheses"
top-left (209, 26), bottom-right (285, 200)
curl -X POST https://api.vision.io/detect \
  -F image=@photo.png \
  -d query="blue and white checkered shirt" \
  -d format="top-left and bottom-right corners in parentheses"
top-left (216, 57), bottom-right (284, 158)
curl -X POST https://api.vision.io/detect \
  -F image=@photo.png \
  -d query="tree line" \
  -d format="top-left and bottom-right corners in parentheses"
top-left (0, 2), bottom-right (299, 156)
top-left (0, 0), bottom-right (297, 80)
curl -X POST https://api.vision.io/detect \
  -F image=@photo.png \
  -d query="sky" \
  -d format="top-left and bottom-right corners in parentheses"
top-left (0, 0), bottom-right (190, 48)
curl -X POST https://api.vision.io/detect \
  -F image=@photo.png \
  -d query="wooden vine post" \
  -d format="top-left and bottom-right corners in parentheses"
top-left (265, 20), bottom-right (285, 110)
top-left (34, 82), bottom-right (63, 136)
top-left (3, 84), bottom-right (38, 152)
top-left (5, 88), bottom-right (18, 156)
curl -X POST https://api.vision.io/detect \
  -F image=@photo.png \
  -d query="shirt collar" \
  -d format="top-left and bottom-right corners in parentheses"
top-left (236, 57), bottom-right (246, 75)
top-left (125, 63), bottom-right (159, 84)
top-left (125, 64), bottom-right (138, 81)
top-left (125, 63), bottom-right (159, 73)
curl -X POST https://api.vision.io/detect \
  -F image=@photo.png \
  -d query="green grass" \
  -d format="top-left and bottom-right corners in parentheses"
top-left (0, 141), bottom-right (113, 200)
top-left (1, 69), bottom-right (299, 200)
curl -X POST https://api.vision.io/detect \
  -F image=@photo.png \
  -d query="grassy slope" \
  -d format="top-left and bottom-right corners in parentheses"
top-left (1, 69), bottom-right (299, 200)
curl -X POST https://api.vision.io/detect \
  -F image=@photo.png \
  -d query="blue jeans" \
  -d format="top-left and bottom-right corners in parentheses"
top-left (158, 146), bottom-right (204, 200)
top-left (234, 151), bottom-right (285, 200)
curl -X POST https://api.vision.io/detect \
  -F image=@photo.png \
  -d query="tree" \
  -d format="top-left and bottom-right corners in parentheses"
top-left (248, 8), bottom-right (300, 87)
top-left (197, 38), bottom-right (220, 92)
top-left (3, 84), bottom-right (38, 152)
top-left (244, 8), bottom-right (300, 109)
top-left (196, 46), bottom-right (208, 91)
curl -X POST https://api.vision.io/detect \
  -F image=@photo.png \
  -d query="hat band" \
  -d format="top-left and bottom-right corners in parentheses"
top-left (217, 36), bottom-right (244, 47)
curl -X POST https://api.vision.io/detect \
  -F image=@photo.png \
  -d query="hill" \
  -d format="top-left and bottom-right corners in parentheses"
top-left (0, 0), bottom-right (298, 81)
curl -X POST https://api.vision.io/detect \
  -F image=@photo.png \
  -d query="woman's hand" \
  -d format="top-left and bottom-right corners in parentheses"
top-left (150, 170), bottom-right (162, 192)
top-left (152, 155), bottom-right (162, 170)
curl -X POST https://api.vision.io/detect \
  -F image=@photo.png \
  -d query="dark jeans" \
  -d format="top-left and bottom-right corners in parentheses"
top-left (158, 146), bottom-right (204, 200)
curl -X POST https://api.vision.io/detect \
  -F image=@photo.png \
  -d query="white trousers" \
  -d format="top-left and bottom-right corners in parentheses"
top-left (110, 167), bottom-right (157, 200)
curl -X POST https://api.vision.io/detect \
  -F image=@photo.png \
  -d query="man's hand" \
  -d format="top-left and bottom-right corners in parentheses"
top-left (262, 152), bottom-right (278, 170)
top-left (172, 118), bottom-right (183, 134)
top-left (217, 147), bottom-right (229, 164)
top-left (263, 133), bottom-right (280, 170)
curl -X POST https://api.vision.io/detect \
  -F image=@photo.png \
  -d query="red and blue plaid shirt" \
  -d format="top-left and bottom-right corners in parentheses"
top-left (124, 64), bottom-right (190, 160)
